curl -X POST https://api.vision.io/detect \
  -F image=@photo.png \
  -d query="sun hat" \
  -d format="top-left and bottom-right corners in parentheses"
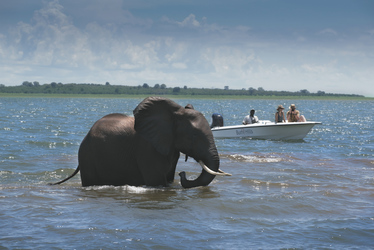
top-left (290, 104), bottom-right (296, 109)
top-left (277, 105), bottom-right (284, 110)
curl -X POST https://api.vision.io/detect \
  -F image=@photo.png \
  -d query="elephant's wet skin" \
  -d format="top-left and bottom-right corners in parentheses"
top-left (50, 97), bottom-right (231, 188)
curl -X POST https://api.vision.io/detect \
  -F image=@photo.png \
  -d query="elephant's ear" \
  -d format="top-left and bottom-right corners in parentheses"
top-left (133, 97), bottom-right (182, 156)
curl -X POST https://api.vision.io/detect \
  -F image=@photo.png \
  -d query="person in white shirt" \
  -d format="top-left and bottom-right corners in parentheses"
top-left (243, 109), bottom-right (259, 125)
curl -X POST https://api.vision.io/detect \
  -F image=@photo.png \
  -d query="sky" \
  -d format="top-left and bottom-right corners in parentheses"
top-left (0, 0), bottom-right (373, 96)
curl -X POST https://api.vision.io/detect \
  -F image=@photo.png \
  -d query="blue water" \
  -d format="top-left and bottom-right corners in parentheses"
top-left (1, 97), bottom-right (373, 249)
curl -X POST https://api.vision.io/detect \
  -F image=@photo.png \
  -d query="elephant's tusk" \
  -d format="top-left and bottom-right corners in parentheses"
top-left (218, 169), bottom-right (229, 174)
top-left (199, 161), bottom-right (232, 176)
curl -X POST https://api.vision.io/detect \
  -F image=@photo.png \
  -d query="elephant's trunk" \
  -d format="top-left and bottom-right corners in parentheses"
top-left (179, 152), bottom-right (225, 188)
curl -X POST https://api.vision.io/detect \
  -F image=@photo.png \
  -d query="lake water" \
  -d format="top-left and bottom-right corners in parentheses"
top-left (1, 97), bottom-right (373, 249)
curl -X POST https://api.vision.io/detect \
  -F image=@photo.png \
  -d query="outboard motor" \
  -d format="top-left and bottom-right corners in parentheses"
top-left (211, 113), bottom-right (224, 128)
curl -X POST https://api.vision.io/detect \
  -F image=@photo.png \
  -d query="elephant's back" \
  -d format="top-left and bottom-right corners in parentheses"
top-left (79, 113), bottom-right (141, 186)
top-left (90, 113), bottom-right (135, 138)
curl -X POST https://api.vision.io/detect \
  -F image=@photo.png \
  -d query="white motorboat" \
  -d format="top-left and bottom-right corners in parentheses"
top-left (211, 120), bottom-right (322, 140)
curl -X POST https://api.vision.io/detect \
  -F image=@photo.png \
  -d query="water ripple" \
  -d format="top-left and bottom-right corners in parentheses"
top-left (0, 97), bottom-right (373, 249)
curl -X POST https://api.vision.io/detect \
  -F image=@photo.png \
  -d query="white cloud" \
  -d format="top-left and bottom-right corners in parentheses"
top-left (201, 46), bottom-right (256, 76)
top-left (178, 14), bottom-right (200, 28)
top-left (171, 62), bottom-right (187, 69)
top-left (301, 64), bottom-right (327, 73)
top-left (0, 0), bottom-right (373, 96)
top-left (165, 42), bottom-right (188, 62)
top-left (318, 28), bottom-right (338, 36)
top-left (162, 13), bottom-right (201, 29)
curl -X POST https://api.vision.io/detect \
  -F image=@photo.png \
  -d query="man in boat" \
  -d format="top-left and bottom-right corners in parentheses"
top-left (287, 104), bottom-right (306, 122)
top-left (243, 109), bottom-right (259, 125)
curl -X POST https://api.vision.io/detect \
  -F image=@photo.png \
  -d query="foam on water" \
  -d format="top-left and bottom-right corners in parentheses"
top-left (224, 153), bottom-right (289, 163)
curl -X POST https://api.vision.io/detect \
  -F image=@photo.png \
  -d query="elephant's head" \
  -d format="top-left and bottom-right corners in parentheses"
top-left (133, 97), bottom-right (230, 188)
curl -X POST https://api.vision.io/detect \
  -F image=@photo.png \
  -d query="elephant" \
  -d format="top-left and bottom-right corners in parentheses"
top-left (50, 97), bottom-right (231, 188)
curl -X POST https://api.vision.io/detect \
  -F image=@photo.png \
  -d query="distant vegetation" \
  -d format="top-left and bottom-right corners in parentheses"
top-left (0, 81), bottom-right (364, 98)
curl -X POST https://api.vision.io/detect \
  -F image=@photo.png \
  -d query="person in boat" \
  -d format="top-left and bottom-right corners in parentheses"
top-left (275, 105), bottom-right (286, 123)
top-left (286, 104), bottom-right (306, 122)
top-left (243, 109), bottom-right (259, 125)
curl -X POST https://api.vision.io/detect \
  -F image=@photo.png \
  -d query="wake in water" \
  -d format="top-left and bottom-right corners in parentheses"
top-left (221, 152), bottom-right (294, 163)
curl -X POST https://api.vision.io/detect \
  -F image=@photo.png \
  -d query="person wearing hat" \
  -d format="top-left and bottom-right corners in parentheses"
top-left (287, 104), bottom-right (306, 122)
top-left (275, 105), bottom-right (286, 123)
top-left (243, 109), bottom-right (259, 125)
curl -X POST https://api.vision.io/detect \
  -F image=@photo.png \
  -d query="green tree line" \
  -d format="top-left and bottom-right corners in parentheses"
top-left (0, 81), bottom-right (364, 97)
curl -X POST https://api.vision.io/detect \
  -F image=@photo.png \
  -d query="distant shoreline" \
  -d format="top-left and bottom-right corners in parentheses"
top-left (1, 82), bottom-right (366, 98)
top-left (0, 93), bottom-right (372, 100)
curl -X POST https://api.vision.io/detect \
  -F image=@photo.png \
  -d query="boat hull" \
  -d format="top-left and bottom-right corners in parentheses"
top-left (211, 121), bottom-right (321, 140)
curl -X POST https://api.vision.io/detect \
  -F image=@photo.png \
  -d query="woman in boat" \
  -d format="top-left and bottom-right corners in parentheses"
top-left (275, 105), bottom-right (286, 123)
top-left (287, 104), bottom-right (306, 122)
